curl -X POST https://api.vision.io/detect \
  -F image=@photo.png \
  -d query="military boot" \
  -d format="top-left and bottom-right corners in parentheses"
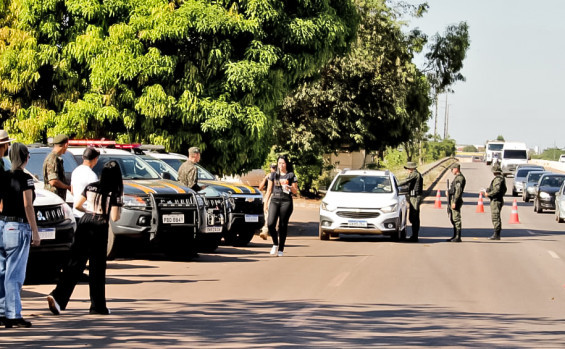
top-left (488, 231), bottom-right (501, 240)
top-left (449, 230), bottom-right (462, 242)
top-left (446, 228), bottom-right (457, 242)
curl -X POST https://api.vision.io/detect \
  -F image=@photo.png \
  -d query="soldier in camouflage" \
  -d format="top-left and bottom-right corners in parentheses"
top-left (484, 163), bottom-right (506, 240)
top-left (178, 146), bottom-right (205, 192)
top-left (397, 161), bottom-right (423, 242)
top-left (43, 134), bottom-right (71, 200)
top-left (447, 163), bottom-right (466, 242)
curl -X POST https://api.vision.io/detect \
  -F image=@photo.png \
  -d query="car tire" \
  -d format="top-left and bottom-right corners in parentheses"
top-left (319, 225), bottom-right (329, 240)
top-left (107, 224), bottom-right (119, 260)
top-left (512, 190), bottom-right (517, 197)
top-left (197, 235), bottom-right (222, 252)
top-left (556, 208), bottom-right (564, 223)
top-left (524, 194), bottom-right (530, 203)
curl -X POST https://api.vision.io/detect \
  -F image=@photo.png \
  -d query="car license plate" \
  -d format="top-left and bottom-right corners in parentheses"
top-left (39, 228), bottom-right (56, 240)
top-left (163, 214), bottom-right (184, 224)
top-left (245, 214), bottom-right (259, 223)
top-left (205, 226), bottom-right (223, 233)
top-left (348, 220), bottom-right (367, 228)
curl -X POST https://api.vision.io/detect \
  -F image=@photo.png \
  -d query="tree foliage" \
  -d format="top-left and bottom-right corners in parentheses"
top-left (0, 0), bottom-right (358, 174)
top-left (276, 0), bottom-right (431, 189)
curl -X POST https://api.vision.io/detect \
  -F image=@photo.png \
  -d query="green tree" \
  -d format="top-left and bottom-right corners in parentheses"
top-left (463, 145), bottom-right (478, 152)
top-left (276, 0), bottom-right (430, 190)
top-left (0, 0), bottom-right (358, 174)
top-left (496, 135), bottom-right (505, 141)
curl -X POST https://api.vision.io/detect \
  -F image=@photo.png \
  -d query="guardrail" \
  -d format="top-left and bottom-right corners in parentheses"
top-left (420, 157), bottom-right (458, 196)
top-left (529, 159), bottom-right (565, 174)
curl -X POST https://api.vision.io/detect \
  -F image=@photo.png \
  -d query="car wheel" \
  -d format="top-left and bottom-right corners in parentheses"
top-left (224, 229), bottom-right (255, 247)
top-left (512, 190), bottom-right (517, 197)
top-left (319, 225), bottom-right (329, 240)
top-left (107, 224), bottom-right (119, 260)
top-left (557, 208), bottom-right (564, 223)
top-left (197, 235), bottom-right (222, 253)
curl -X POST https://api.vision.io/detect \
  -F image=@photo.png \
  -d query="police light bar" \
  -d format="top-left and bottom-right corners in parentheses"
top-left (114, 143), bottom-right (141, 149)
top-left (139, 144), bottom-right (166, 151)
top-left (68, 139), bottom-right (116, 147)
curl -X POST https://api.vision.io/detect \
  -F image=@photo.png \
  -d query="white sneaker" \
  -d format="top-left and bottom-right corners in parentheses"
top-left (277, 251), bottom-right (284, 257)
top-left (270, 245), bottom-right (278, 255)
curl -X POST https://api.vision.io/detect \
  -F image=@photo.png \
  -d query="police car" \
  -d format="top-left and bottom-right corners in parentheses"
top-left (26, 143), bottom-right (206, 258)
top-left (139, 147), bottom-right (265, 246)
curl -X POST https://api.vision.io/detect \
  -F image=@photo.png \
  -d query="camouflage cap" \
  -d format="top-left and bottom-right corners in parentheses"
top-left (491, 163), bottom-right (502, 173)
top-left (52, 134), bottom-right (69, 145)
top-left (450, 162), bottom-right (461, 170)
top-left (404, 161), bottom-right (417, 169)
top-left (188, 146), bottom-right (200, 155)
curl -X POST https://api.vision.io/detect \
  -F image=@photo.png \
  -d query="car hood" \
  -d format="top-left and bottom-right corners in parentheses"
top-left (123, 179), bottom-right (193, 195)
top-left (201, 180), bottom-right (261, 195)
top-left (538, 186), bottom-right (560, 194)
top-left (324, 192), bottom-right (399, 209)
top-left (34, 188), bottom-right (65, 206)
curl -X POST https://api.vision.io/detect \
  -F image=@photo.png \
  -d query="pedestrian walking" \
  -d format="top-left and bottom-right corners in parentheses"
top-left (70, 147), bottom-right (100, 217)
top-left (397, 161), bottom-right (423, 242)
top-left (263, 155), bottom-right (298, 257)
top-left (447, 163), bottom-right (466, 242)
top-left (0, 130), bottom-right (13, 173)
top-left (178, 146), bottom-right (206, 192)
top-left (258, 163), bottom-right (277, 240)
top-left (43, 134), bottom-right (71, 200)
top-left (483, 163), bottom-right (506, 240)
top-left (0, 143), bottom-right (41, 328)
top-left (47, 161), bottom-right (123, 316)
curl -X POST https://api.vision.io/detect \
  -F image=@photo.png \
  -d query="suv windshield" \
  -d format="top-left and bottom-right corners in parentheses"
top-left (331, 174), bottom-right (392, 193)
top-left (93, 155), bottom-right (161, 179)
top-left (488, 143), bottom-right (504, 151)
top-left (540, 176), bottom-right (565, 188)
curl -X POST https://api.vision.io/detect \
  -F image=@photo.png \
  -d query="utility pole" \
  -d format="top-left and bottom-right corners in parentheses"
top-left (434, 94), bottom-right (438, 139)
top-left (443, 94), bottom-right (449, 139)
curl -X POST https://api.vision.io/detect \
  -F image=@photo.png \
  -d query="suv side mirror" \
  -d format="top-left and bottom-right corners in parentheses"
top-left (398, 185), bottom-right (409, 195)
top-left (162, 172), bottom-right (171, 180)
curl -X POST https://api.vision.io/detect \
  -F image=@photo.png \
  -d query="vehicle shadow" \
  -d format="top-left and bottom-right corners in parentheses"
top-left (8, 299), bottom-right (565, 347)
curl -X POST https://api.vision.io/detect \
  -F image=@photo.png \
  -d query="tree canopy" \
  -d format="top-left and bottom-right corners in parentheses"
top-left (0, 0), bottom-right (358, 174)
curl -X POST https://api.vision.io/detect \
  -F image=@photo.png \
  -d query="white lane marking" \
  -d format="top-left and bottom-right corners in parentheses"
top-left (284, 306), bottom-right (319, 327)
top-left (548, 250), bottom-right (560, 259)
top-left (329, 272), bottom-right (350, 287)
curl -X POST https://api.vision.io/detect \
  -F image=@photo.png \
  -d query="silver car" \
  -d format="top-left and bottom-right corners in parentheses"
top-left (513, 167), bottom-right (545, 197)
top-left (522, 171), bottom-right (550, 202)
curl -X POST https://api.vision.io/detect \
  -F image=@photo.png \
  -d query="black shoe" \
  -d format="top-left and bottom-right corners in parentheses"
top-left (449, 237), bottom-right (462, 242)
top-left (47, 294), bottom-right (61, 315)
top-left (89, 308), bottom-right (111, 315)
top-left (5, 318), bottom-right (32, 328)
top-left (488, 233), bottom-right (501, 240)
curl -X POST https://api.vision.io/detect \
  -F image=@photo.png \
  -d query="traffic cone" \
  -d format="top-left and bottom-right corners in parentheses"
top-left (509, 199), bottom-right (520, 224)
top-left (476, 192), bottom-right (485, 213)
top-left (434, 189), bottom-right (442, 209)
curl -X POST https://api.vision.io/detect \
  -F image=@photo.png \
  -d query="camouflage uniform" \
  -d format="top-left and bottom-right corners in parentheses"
top-left (398, 163), bottom-right (423, 241)
top-left (486, 164), bottom-right (506, 240)
top-left (178, 160), bottom-right (201, 191)
top-left (448, 170), bottom-right (466, 241)
top-left (43, 151), bottom-right (69, 199)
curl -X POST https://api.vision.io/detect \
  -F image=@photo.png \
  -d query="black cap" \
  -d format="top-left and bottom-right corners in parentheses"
top-left (83, 147), bottom-right (100, 160)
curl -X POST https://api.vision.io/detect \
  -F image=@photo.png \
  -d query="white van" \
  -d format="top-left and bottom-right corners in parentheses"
top-left (500, 142), bottom-right (528, 176)
top-left (485, 140), bottom-right (505, 165)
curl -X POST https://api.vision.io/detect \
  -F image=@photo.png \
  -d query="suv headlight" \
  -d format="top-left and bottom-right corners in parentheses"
top-left (539, 192), bottom-right (551, 199)
top-left (320, 201), bottom-right (336, 212)
top-left (62, 203), bottom-right (76, 223)
top-left (381, 204), bottom-right (398, 213)
top-left (123, 195), bottom-right (149, 209)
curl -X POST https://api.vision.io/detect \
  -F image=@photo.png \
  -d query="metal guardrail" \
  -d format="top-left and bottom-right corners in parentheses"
top-left (420, 157), bottom-right (458, 196)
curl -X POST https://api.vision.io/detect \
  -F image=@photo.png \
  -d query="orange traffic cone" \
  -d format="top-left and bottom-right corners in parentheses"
top-left (434, 189), bottom-right (442, 209)
top-left (509, 199), bottom-right (520, 224)
top-left (476, 192), bottom-right (485, 213)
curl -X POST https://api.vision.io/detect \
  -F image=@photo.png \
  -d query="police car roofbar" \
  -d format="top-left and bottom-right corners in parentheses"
top-left (68, 139), bottom-right (116, 147)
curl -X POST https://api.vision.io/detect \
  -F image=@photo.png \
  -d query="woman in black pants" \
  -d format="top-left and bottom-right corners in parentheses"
top-left (263, 155), bottom-right (298, 257)
top-left (47, 161), bottom-right (123, 315)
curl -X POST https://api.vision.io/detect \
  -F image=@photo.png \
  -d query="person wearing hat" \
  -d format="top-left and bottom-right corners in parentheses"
top-left (42, 134), bottom-right (71, 200)
top-left (483, 163), bottom-right (507, 240)
top-left (258, 163), bottom-right (278, 240)
top-left (447, 162), bottom-right (466, 242)
top-left (397, 161), bottom-right (423, 242)
top-left (70, 147), bottom-right (100, 217)
top-left (0, 130), bottom-right (14, 174)
top-left (178, 146), bottom-right (205, 192)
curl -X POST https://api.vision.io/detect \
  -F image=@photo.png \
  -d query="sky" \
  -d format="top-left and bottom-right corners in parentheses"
top-left (406, 0), bottom-right (565, 151)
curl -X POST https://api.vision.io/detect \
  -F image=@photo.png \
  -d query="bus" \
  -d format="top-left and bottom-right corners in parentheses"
top-left (484, 140), bottom-right (505, 165)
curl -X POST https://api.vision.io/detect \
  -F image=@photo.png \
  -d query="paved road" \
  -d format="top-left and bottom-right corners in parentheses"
top-left (5, 162), bottom-right (565, 347)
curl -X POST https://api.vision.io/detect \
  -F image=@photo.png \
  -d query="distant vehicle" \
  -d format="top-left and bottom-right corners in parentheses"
top-left (500, 142), bottom-right (528, 177)
top-left (533, 173), bottom-right (565, 213)
top-left (512, 167), bottom-right (545, 197)
top-left (559, 154), bottom-right (565, 163)
top-left (319, 169), bottom-right (408, 241)
top-left (522, 171), bottom-right (550, 202)
top-left (485, 140), bottom-right (505, 165)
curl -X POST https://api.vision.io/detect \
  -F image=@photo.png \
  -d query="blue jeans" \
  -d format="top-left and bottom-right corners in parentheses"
top-left (0, 221), bottom-right (31, 319)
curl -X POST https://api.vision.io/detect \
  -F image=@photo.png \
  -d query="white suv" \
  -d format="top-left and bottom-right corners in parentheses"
top-left (319, 169), bottom-right (408, 240)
